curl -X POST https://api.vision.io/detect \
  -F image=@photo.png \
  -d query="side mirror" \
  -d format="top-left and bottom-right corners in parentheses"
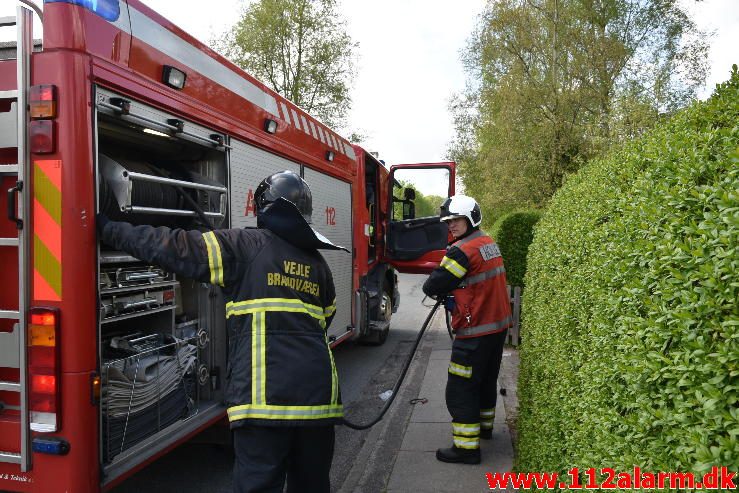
top-left (402, 201), bottom-right (415, 220)
top-left (404, 188), bottom-right (416, 200)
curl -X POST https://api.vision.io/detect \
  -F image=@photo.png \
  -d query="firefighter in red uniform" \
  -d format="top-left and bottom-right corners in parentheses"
top-left (422, 195), bottom-right (512, 464)
top-left (98, 171), bottom-right (345, 492)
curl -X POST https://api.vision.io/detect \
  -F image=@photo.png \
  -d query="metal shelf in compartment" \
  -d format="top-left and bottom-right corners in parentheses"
top-left (100, 265), bottom-right (175, 290)
top-left (99, 266), bottom-right (178, 321)
top-left (100, 252), bottom-right (141, 265)
top-left (100, 280), bottom-right (179, 296)
top-left (100, 305), bottom-right (177, 324)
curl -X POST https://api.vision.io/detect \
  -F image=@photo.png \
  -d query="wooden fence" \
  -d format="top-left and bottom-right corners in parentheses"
top-left (505, 285), bottom-right (522, 346)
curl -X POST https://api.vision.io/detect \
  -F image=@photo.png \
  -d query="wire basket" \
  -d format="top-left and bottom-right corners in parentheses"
top-left (102, 333), bottom-right (199, 462)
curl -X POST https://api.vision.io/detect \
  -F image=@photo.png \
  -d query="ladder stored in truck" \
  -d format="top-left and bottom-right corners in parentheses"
top-left (0, 4), bottom-right (34, 472)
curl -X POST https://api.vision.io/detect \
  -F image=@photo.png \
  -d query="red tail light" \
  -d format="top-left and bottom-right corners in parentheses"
top-left (31, 374), bottom-right (57, 394)
top-left (31, 312), bottom-right (56, 326)
top-left (30, 120), bottom-right (55, 154)
top-left (28, 307), bottom-right (60, 432)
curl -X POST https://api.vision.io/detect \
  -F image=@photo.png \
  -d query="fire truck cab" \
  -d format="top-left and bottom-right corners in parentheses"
top-left (0, 1), bottom-right (454, 491)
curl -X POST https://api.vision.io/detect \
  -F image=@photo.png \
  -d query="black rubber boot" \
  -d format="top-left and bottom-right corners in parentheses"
top-left (480, 429), bottom-right (493, 439)
top-left (435, 446), bottom-right (481, 464)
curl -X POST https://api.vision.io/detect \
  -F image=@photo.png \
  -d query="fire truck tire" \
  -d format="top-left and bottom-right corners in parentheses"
top-left (360, 282), bottom-right (392, 346)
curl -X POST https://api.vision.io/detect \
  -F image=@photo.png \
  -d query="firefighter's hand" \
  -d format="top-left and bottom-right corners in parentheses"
top-left (443, 295), bottom-right (456, 312)
top-left (96, 213), bottom-right (110, 234)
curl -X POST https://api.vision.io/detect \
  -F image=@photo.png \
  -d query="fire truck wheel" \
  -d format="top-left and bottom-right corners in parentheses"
top-left (360, 283), bottom-right (392, 346)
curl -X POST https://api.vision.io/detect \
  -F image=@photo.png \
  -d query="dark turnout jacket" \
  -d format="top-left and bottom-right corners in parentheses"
top-left (101, 221), bottom-right (341, 428)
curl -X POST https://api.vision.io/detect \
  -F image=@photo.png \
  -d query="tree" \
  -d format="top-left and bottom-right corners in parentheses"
top-left (391, 180), bottom-right (445, 219)
top-left (450, 0), bottom-right (709, 226)
top-left (213, 0), bottom-right (357, 128)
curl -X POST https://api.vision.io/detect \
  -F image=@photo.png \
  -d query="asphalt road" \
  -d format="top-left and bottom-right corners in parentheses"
top-left (111, 273), bottom-right (434, 493)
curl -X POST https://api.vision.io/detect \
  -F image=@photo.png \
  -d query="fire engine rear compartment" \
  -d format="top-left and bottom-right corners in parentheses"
top-left (94, 86), bottom-right (229, 479)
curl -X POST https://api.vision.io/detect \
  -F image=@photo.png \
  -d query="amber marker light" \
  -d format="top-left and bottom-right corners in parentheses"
top-left (30, 84), bottom-right (57, 119)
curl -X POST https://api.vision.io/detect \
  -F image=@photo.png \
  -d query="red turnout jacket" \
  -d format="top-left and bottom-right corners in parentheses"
top-left (422, 230), bottom-right (512, 339)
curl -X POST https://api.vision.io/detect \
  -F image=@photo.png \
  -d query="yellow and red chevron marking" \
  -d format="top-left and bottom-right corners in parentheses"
top-left (33, 160), bottom-right (62, 302)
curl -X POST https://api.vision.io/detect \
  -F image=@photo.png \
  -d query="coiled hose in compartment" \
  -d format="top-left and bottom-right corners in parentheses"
top-left (99, 157), bottom-right (185, 224)
top-left (98, 155), bottom-right (215, 229)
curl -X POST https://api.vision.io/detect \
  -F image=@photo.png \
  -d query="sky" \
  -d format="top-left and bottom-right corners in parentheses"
top-left (140, 0), bottom-right (739, 169)
top-left (0, 0), bottom-right (737, 194)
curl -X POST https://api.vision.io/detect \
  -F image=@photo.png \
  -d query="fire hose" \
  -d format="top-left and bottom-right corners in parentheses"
top-left (341, 298), bottom-right (449, 430)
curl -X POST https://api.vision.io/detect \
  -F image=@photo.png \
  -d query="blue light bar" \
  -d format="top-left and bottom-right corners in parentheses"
top-left (44, 0), bottom-right (121, 22)
top-left (32, 437), bottom-right (70, 455)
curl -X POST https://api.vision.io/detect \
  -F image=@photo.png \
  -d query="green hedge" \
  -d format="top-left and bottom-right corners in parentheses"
top-left (491, 210), bottom-right (542, 287)
top-left (518, 67), bottom-right (739, 480)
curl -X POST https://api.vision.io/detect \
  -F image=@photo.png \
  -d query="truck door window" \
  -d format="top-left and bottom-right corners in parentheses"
top-left (391, 168), bottom-right (450, 221)
top-left (365, 161), bottom-right (379, 261)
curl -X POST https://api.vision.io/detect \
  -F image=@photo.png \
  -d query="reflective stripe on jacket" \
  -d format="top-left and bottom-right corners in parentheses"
top-left (102, 222), bottom-right (342, 427)
top-left (449, 231), bottom-right (512, 338)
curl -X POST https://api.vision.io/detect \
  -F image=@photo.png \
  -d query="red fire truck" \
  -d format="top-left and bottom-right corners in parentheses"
top-left (0, 0), bottom-right (455, 491)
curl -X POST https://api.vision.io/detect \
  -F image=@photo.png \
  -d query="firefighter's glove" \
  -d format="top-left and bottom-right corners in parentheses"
top-left (96, 213), bottom-right (110, 234)
top-left (444, 295), bottom-right (456, 312)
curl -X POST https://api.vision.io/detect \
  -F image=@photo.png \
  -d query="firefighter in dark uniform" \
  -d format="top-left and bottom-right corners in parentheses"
top-left (422, 195), bottom-right (512, 465)
top-left (98, 171), bottom-right (346, 493)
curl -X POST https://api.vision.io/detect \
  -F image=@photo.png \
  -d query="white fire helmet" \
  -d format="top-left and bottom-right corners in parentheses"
top-left (439, 195), bottom-right (482, 228)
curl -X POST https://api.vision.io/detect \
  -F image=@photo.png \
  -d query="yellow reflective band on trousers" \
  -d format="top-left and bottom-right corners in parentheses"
top-left (227, 404), bottom-right (344, 422)
top-left (453, 435), bottom-right (480, 449)
top-left (202, 231), bottom-right (224, 286)
top-left (452, 422), bottom-right (480, 437)
top-left (453, 420), bottom-right (481, 449)
top-left (480, 408), bottom-right (495, 429)
top-left (448, 362), bottom-right (472, 378)
top-left (440, 256), bottom-right (467, 278)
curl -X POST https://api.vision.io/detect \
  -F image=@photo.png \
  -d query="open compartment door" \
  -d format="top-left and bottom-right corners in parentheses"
top-left (384, 162), bottom-right (455, 273)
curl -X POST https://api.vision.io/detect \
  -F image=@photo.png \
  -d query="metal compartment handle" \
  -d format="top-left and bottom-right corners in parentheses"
top-left (7, 181), bottom-right (22, 229)
top-left (116, 298), bottom-right (157, 311)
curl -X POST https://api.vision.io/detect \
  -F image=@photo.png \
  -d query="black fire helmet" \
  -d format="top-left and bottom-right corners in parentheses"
top-left (254, 170), bottom-right (313, 224)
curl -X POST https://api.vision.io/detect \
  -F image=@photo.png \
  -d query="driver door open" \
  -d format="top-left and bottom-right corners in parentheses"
top-left (384, 162), bottom-right (455, 273)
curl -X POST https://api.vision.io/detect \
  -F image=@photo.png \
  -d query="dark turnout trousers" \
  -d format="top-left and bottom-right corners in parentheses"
top-left (233, 425), bottom-right (335, 493)
top-left (446, 329), bottom-right (507, 449)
